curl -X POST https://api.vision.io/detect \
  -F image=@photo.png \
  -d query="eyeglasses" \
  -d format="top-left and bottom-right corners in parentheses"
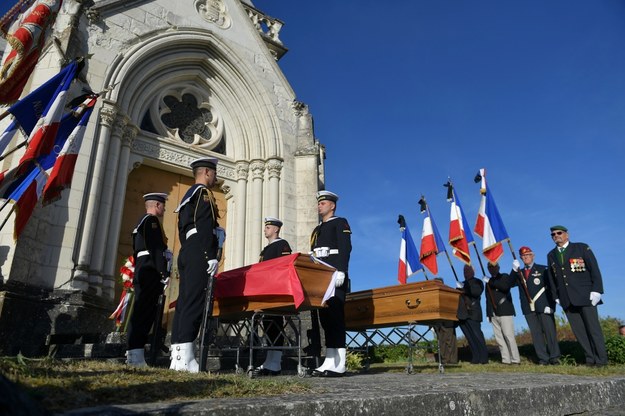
top-left (550, 231), bottom-right (564, 237)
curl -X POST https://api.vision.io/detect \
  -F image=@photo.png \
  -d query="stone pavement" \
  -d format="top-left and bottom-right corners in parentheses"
top-left (63, 371), bottom-right (625, 416)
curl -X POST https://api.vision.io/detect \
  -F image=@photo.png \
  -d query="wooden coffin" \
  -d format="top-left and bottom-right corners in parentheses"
top-left (213, 254), bottom-right (335, 319)
top-left (344, 280), bottom-right (460, 331)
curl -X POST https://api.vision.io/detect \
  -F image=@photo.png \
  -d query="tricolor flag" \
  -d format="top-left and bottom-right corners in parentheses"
top-left (17, 60), bottom-right (79, 172)
top-left (5, 164), bottom-right (47, 238)
top-left (397, 215), bottom-right (422, 284)
top-left (418, 196), bottom-right (446, 275)
top-left (42, 95), bottom-right (97, 204)
top-left (0, 0), bottom-right (63, 104)
top-left (445, 180), bottom-right (473, 265)
top-left (473, 168), bottom-right (509, 264)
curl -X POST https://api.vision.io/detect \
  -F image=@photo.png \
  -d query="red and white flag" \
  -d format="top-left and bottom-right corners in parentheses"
top-left (419, 215), bottom-right (439, 275)
top-left (42, 96), bottom-right (97, 204)
top-left (0, 0), bottom-right (63, 104)
top-left (12, 165), bottom-right (47, 238)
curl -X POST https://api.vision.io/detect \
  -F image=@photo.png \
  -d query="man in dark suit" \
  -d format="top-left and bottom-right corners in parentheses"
top-left (253, 217), bottom-right (293, 376)
top-left (546, 225), bottom-right (607, 366)
top-left (456, 265), bottom-right (489, 364)
top-left (484, 263), bottom-right (520, 364)
top-left (511, 246), bottom-right (560, 365)
top-left (126, 193), bottom-right (171, 367)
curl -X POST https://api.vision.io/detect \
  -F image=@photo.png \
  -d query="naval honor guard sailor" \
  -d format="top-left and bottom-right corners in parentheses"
top-left (169, 157), bottom-right (223, 372)
top-left (310, 190), bottom-right (352, 377)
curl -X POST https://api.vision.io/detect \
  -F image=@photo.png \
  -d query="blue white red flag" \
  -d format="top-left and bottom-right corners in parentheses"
top-left (16, 59), bottom-right (78, 172)
top-left (418, 197), bottom-right (446, 275)
top-left (42, 96), bottom-right (97, 204)
top-left (6, 164), bottom-right (46, 238)
top-left (474, 168), bottom-right (509, 264)
top-left (398, 222), bottom-right (422, 284)
top-left (446, 181), bottom-right (473, 265)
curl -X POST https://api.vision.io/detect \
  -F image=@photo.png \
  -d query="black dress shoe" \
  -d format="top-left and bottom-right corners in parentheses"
top-left (549, 359), bottom-right (560, 365)
top-left (253, 367), bottom-right (281, 376)
top-left (319, 370), bottom-right (345, 378)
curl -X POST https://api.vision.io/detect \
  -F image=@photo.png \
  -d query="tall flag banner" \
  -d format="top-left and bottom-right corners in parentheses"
top-left (0, 0), bottom-right (63, 104)
top-left (397, 214), bottom-right (423, 284)
top-left (42, 95), bottom-right (97, 204)
top-left (445, 180), bottom-right (472, 265)
top-left (0, 0), bottom-right (37, 35)
top-left (473, 168), bottom-right (509, 264)
top-left (0, 95), bottom-right (94, 238)
top-left (0, 61), bottom-right (81, 156)
top-left (418, 196), bottom-right (446, 275)
top-left (16, 59), bottom-right (78, 172)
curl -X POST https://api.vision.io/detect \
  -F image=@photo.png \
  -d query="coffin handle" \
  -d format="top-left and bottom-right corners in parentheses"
top-left (405, 298), bottom-right (421, 309)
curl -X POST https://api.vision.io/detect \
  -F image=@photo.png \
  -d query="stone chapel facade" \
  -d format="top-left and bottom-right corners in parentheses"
top-left (0, 0), bottom-right (325, 355)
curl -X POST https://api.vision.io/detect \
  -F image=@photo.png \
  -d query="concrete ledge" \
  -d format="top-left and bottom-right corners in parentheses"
top-left (62, 372), bottom-right (625, 416)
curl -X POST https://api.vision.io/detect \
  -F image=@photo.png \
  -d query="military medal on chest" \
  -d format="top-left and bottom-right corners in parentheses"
top-left (569, 258), bottom-right (586, 272)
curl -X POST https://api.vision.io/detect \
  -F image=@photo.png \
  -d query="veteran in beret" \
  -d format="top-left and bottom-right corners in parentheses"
top-left (546, 225), bottom-right (607, 366)
top-left (511, 246), bottom-right (560, 365)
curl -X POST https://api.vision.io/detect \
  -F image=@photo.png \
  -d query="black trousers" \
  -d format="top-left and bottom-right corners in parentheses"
top-left (171, 240), bottom-right (211, 344)
top-left (565, 305), bottom-right (607, 365)
top-left (459, 319), bottom-right (489, 364)
top-left (525, 312), bottom-right (560, 363)
top-left (127, 268), bottom-right (163, 349)
top-left (319, 297), bottom-right (346, 348)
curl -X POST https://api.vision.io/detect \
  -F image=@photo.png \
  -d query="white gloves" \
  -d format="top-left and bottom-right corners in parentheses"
top-left (543, 306), bottom-right (552, 314)
top-left (482, 276), bottom-right (490, 284)
top-left (335, 271), bottom-right (345, 287)
top-left (555, 298), bottom-right (560, 305)
top-left (207, 259), bottom-right (219, 276)
top-left (590, 291), bottom-right (601, 306)
top-left (512, 259), bottom-right (520, 272)
top-left (215, 227), bottom-right (226, 248)
top-left (456, 281), bottom-right (464, 289)
top-left (160, 277), bottom-right (170, 289)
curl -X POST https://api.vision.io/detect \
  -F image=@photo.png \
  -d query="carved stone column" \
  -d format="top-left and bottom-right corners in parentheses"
top-left (221, 183), bottom-right (233, 269)
top-left (101, 124), bottom-right (137, 300)
top-left (249, 160), bottom-right (265, 262)
top-left (234, 162), bottom-right (249, 267)
top-left (266, 158), bottom-right (283, 218)
top-left (73, 102), bottom-right (118, 292)
top-left (88, 113), bottom-right (128, 295)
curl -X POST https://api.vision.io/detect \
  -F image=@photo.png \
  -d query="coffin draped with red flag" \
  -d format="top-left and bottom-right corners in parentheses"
top-left (212, 253), bottom-right (335, 319)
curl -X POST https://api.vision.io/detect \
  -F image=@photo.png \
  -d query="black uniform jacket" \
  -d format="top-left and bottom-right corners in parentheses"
top-left (510, 263), bottom-right (556, 315)
top-left (457, 277), bottom-right (484, 322)
top-left (546, 242), bottom-right (603, 309)
top-left (132, 214), bottom-right (168, 280)
top-left (310, 217), bottom-right (352, 273)
top-left (175, 183), bottom-right (219, 259)
top-left (485, 272), bottom-right (516, 318)
top-left (259, 239), bottom-right (293, 262)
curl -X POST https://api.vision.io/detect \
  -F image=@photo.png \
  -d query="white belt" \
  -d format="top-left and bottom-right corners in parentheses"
top-left (313, 247), bottom-right (339, 258)
top-left (529, 287), bottom-right (546, 312)
top-left (137, 250), bottom-right (150, 258)
top-left (186, 228), bottom-right (197, 239)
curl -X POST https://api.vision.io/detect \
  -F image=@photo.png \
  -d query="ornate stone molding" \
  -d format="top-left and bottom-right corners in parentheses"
top-left (221, 184), bottom-right (232, 199)
top-left (266, 158), bottom-right (283, 180)
top-left (194, 0), bottom-right (231, 29)
top-left (250, 160), bottom-right (265, 180)
top-left (122, 125), bottom-right (138, 147)
top-left (85, 8), bottom-right (100, 24)
top-left (99, 104), bottom-right (118, 127)
top-left (295, 142), bottom-right (319, 157)
top-left (235, 161), bottom-right (249, 181)
top-left (293, 100), bottom-right (308, 117)
top-left (131, 137), bottom-right (235, 180)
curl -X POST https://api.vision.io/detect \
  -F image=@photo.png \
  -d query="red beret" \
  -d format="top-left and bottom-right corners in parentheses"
top-left (519, 246), bottom-right (533, 255)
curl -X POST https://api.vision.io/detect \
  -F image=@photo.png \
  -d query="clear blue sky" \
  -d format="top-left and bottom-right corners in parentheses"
top-left (2, 1), bottom-right (623, 337)
top-left (253, 0), bottom-right (625, 336)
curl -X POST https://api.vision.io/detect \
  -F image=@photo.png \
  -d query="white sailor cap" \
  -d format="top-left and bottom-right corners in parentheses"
top-left (143, 192), bottom-right (168, 203)
top-left (264, 217), bottom-right (283, 227)
top-left (190, 157), bottom-right (218, 170)
top-left (316, 190), bottom-right (338, 203)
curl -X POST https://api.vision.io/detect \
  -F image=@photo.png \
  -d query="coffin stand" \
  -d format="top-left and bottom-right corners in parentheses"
top-left (209, 254), bottom-right (335, 377)
top-left (345, 279), bottom-right (460, 373)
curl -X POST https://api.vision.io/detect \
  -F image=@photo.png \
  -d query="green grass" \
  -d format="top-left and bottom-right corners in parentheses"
top-left (2, 354), bottom-right (624, 413)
